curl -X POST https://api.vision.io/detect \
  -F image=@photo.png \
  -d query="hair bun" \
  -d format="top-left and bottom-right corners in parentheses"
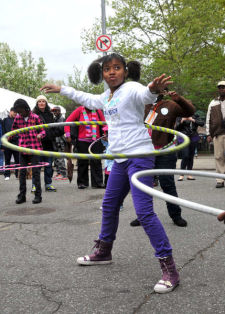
top-left (127, 61), bottom-right (141, 81)
top-left (87, 62), bottom-right (102, 85)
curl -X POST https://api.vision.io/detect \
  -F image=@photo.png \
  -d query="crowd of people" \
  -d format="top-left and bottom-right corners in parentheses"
top-left (0, 52), bottom-right (224, 295)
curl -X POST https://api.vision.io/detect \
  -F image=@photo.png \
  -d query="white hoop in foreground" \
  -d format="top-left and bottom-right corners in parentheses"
top-left (131, 169), bottom-right (225, 218)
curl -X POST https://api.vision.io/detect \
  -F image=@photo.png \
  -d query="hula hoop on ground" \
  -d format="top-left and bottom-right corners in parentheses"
top-left (0, 162), bottom-right (49, 171)
top-left (131, 169), bottom-right (225, 222)
top-left (1, 122), bottom-right (189, 160)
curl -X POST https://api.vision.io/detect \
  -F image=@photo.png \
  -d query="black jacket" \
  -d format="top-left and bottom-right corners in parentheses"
top-left (176, 114), bottom-right (204, 138)
top-left (33, 107), bottom-right (62, 151)
top-left (2, 115), bottom-right (18, 145)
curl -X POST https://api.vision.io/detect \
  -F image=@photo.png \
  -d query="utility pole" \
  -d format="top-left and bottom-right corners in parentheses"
top-left (101, 0), bottom-right (107, 58)
top-left (101, 0), bottom-right (108, 90)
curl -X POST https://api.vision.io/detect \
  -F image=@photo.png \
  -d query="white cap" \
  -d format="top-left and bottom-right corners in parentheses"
top-left (36, 95), bottom-right (48, 103)
top-left (217, 81), bottom-right (225, 87)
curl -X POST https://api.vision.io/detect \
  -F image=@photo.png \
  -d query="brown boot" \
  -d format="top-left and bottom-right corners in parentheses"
top-left (154, 256), bottom-right (180, 293)
top-left (77, 240), bottom-right (113, 265)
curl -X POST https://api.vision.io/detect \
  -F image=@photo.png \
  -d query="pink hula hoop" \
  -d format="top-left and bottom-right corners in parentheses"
top-left (0, 162), bottom-right (49, 171)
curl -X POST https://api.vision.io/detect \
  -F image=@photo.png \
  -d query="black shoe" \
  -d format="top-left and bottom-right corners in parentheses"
top-left (130, 218), bottom-right (141, 227)
top-left (92, 183), bottom-right (105, 189)
top-left (78, 184), bottom-right (88, 189)
top-left (32, 196), bottom-right (42, 204)
top-left (216, 182), bottom-right (224, 188)
top-left (15, 196), bottom-right (26, 204)
top-left (173, 217), bottom-right (187, 227)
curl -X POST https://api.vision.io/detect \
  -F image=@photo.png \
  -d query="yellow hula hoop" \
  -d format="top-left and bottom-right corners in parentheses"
top-left (1, 122), bottom-right (190, 160)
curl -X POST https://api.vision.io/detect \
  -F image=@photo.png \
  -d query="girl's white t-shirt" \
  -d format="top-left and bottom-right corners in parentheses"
top-left (60, 81), bottom-right (157, 162)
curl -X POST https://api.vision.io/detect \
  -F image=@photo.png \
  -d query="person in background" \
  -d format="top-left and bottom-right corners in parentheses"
top-left (64, 105), bottom-right (105, 189)
top-left (130, 90), bottom-right (195, 228)
top-left (51, 106), bottom-right (67, 180)
top-left (176, 114), bottom-right (204, 181)
top-left (2, 107), bottom-right (19, 180)
top-left (206, 81), bottom-right (225, 188)
top-left (0, 118), bottom-right (4, 174)
top-left (32, 95), bottom-right (58, 192)
top-left (12, 99), bottom-right (45, 204)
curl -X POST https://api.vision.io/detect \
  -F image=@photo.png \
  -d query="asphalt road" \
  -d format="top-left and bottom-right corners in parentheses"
top-left (0, 159), bottom-right (224, 314)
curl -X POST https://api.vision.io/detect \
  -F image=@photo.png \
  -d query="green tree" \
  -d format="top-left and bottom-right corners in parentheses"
top-left (81, 0), bottom-right (225, 111)
top-left (0, 42), bottom-right (47, 98)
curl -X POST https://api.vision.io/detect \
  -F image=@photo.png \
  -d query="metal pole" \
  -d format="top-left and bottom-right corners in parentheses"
top-left (101, 0), bottom-right (108, 91)
top-left (101, 0), bottom-right (106, 37)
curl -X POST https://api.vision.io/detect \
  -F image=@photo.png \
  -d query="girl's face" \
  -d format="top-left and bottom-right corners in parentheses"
top-left (16, 108), bottom-right (29, 117)
top-left (102, 58), bottom-right (127, 92)
top-left (37, 100), bottom-right (47, 111)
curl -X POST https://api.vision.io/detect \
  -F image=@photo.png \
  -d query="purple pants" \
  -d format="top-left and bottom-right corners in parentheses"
top-left (99, 157), bottom-right (172, 258)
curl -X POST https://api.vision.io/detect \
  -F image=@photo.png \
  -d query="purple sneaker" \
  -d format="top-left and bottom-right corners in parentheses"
top-left (77, 240), bottom-right (113, 266)
top-left (154, 256), bottom-right (180, 293)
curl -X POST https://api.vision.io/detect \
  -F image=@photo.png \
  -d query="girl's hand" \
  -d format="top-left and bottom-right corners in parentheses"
top-left (148, 74), bottom-right (173, 94)
top-left (40, 84), bottom-right (61, 93)
top-left (37, 134), bottom-right (42, 140)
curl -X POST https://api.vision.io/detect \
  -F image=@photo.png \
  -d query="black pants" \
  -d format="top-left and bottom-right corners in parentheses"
top-left (180, 141), bottom-right (197, 171)
top-left (76, 140), bottom-right (103, 187)
top-left (155, 153), bottom-right (181, 220)
top-left (18, 154), bottom-right (41, 198)
top-left (4, 148), bottom-right (19, 178)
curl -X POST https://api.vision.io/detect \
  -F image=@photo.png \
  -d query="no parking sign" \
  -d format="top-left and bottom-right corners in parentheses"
top-left (96, 34), bottom-right (112, 52)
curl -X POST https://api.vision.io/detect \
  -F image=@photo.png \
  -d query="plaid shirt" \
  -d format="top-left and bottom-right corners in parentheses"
top-left (12, 112), bottom-right (46, 150)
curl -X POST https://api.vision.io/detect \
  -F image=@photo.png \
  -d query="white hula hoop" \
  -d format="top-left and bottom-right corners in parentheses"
top-left (131, 169), bottom-right (225, 217)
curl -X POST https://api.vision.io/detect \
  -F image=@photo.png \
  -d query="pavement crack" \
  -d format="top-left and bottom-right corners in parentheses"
top-left (178, 229), bottom-right (225, 270)
top-left (8, 281), bottom-right (63, 313)
top-left (15, 237), bottom-right (61, 259)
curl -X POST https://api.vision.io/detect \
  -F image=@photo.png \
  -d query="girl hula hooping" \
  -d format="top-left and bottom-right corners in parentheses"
top-left (41, 53), bottom-right (179, 294)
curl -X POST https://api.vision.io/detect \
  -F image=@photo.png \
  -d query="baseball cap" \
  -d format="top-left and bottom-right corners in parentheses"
top-left (51, 106), bottom-right (61, 111)
top-left (217, 81), bottom-right (225, 87)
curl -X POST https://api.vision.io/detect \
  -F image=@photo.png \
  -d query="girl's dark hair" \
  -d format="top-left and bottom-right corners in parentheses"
top-left (87, 53), bottom-right (141, 85)
top-left (13, 99), bottom-right (30, 112)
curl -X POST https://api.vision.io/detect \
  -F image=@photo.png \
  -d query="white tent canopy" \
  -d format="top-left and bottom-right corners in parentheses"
top-left (0, 88), bottom-right (66, 119)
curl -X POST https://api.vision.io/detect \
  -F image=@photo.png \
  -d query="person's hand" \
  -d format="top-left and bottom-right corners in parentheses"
top-left (217, 211), bottom-right (225, 224)
top-left (207, 135), bottom-right (212, 143)
top-left (65, 136), bottom-right (71, 143)
top-left (181, 117), bottom-right (188, 123)
top-left (102, 135), bottom-right (108, 141)
top-left (148, 74), bottom-right (173, 94)
top-left (168, 91), bottom-right (180, 102)
top-left (40, 84), bottom-right (61, 93)
top-left (37, 134), bottom-right (42, 140)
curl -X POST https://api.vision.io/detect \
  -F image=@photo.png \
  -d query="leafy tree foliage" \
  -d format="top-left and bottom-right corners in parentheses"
top-left (81, 0), bottom-right (225, 111)
top-left (0, 42), bottom-right (47, 98)
top-left (0, 43), bottom-right (104, 116)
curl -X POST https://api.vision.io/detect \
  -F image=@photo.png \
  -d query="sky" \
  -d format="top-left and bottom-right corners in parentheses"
top-left (1, 0), bottom-right (111, 82)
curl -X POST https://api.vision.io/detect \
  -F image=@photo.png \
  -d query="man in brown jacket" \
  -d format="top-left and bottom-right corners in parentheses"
top-left (131, 90), bottom-right (195, 227)
top-left (206, 81), bottom-right (225, 188)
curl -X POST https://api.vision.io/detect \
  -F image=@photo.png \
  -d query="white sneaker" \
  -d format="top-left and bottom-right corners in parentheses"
top-left (4, 177), bottom-right (10, 181)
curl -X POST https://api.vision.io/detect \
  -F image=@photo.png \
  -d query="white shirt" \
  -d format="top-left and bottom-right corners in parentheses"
top-left (60, 81), bottom-right (158, 162)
